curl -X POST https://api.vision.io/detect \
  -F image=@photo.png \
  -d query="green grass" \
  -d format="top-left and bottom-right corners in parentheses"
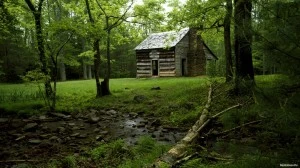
top-left (119, 136), bottom-right (170, 168)
top-left (0, 77), bottom-right (214, 126)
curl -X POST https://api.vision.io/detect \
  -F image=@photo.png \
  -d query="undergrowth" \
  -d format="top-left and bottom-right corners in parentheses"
top-left (42, 136), bottom-right (170, 168)
top-left (1, 75), bottom-right (299, 167)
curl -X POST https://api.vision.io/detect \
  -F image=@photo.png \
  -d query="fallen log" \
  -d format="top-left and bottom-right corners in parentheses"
top-left (154, 85), bottom-right (241, 167)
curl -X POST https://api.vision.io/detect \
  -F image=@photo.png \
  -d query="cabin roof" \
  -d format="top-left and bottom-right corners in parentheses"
top-left (203, 43), bottom-right (218, 60)
top-left (135, 28), bottom-right (218, 60)
top-left (135, 28), bottom-right (190, 50)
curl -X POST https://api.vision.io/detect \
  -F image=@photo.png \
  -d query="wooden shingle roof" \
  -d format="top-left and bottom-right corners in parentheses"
top-left (135, 28), bottom-right (189, 50)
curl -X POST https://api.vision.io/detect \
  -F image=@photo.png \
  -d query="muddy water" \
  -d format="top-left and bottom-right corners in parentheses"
top-left (108, 115), bottom-right (186, 145)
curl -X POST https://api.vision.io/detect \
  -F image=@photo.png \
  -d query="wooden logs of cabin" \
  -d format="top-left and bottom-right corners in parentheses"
top-left (136, 49), bottom-right (176, 77)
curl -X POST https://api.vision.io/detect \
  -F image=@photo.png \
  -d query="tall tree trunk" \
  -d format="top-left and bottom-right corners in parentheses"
top-left (224, 0), bottom-right (233, 82)
top-left (101, 25), bottom-right (111, 96)
top-left (93, 39), bottom-right (102, 97)
top-left (25, 0), bottom-right (54, 111)
top-left (234, 0), bottom-right (254, 93)
top-left (60, 62), bottom-right (66, 81)
top-left (83, 62), bottom-right (87, 80)
top-left (85, 0), bottom-right (102, 97)
top-left (34, 5), bottom-right (53, 99)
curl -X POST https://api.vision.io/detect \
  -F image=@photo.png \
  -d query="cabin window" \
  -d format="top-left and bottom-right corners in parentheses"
top-left (150, 50), bottom-right (159, 59)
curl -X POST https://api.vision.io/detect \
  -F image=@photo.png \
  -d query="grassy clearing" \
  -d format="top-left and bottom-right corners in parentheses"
top-left (0, 77), bottom-right (214, 126)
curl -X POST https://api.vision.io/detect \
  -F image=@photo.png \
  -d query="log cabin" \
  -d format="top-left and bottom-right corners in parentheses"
top-left (135, 28), bottom-right (218, 77)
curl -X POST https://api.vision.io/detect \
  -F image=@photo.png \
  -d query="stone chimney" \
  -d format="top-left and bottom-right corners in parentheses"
top-left (187, 28), bottom-right (206, 76)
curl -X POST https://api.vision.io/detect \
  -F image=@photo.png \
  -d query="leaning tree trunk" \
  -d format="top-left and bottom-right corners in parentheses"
top-left (154, 85), bottom-right (213, 167)
top-left (224, 0), bottom-right (233, 82)
top-left (234, 0), bottom-right (255, 93)
top-left (154, 85), bottom-right (241, 167)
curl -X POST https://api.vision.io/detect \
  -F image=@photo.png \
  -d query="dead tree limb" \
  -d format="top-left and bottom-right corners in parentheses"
top-left (217, 120), bottom-right (261, 136)
top-left (173, 152), bottom-right (199, 167)
top-left (154, 85), bottom-right (241, 167)
top-left (211, 104), bottom-right (242, 119)
top-left (154, 85), bottom-right (213, 167)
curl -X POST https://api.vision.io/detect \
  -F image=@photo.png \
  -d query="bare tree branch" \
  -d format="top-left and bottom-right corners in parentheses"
top-left (95, 0), bottom-right (134, 30)
top-left (95, 0), bottom-right (107, 17)
top-left (253, 31), bottom-right (300, 61)
top-left (108, 0), bottom-right (134, 30)
top-left (85, 0), bottom-right (94, 23)
top-left (217, 120), bottom-right (262, 136)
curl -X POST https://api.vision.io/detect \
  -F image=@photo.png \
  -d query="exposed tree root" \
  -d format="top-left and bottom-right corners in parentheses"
top-left (153, 85), bottom-right (241, 167)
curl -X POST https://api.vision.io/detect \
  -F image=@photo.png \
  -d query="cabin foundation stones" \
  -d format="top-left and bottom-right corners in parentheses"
top-left (135, 28), bottom-right (217, 78)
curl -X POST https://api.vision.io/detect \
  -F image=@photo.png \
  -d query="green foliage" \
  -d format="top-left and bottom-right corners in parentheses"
top-left (60, 155), bottom-right (77, 168)
top-left (133, 0), bottom-right (167, 33)
top-left (0, 0), bottom-right (36, 82)
top-left (212, 75), bottom-right (300, 167)
top-left (252, 1), bottom-right (300, 75)
top-left (119, 136), bottom-right (170, 168)
top-left (206, 60), bottom-right (218, 77)
top-left (78, 50), bottom-right (94, 65)
top-left (90, 139), bottom-right (130, 167)
top-left (181, 158), bottom-right (204, 168)
top-left (182, 154), bottom-right (278, 168)
top-left (133, 136), bottom-right (157, 154)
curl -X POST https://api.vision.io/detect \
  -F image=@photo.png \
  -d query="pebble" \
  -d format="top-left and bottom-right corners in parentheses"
top-left (68, 123), bottom-right (76, 126)
top-left (93, 128), bottom-right (100, 132)
top-left (23, 123), bottom-right (38, 131)
top-left (28, 139), bottom-right (42, 144)
top-left (0, 118), bottom-right (9, 123)
top-left (15, 135), bottom-right (26, 141)
top-left (70, 133), bottom-right (80, 137)
top-left (100, 131), bottom-right (109, 135)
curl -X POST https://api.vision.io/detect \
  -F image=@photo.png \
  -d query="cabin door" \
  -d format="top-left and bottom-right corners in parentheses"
top-left (152, 60), bottom-right (159, 76)
top-left (182, 59), bottom-right (186, 76)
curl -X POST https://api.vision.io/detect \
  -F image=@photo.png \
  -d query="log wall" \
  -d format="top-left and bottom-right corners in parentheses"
top-left (136, 49), bottom-right (175, 77)
top-left (136, 50), bottom-right (152, 77)
top-left (158, 50), bottom-right (176, 76)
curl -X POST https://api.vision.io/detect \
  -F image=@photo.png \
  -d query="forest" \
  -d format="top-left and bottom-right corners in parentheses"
top-left (0, 0), bottom-right (299, 167)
